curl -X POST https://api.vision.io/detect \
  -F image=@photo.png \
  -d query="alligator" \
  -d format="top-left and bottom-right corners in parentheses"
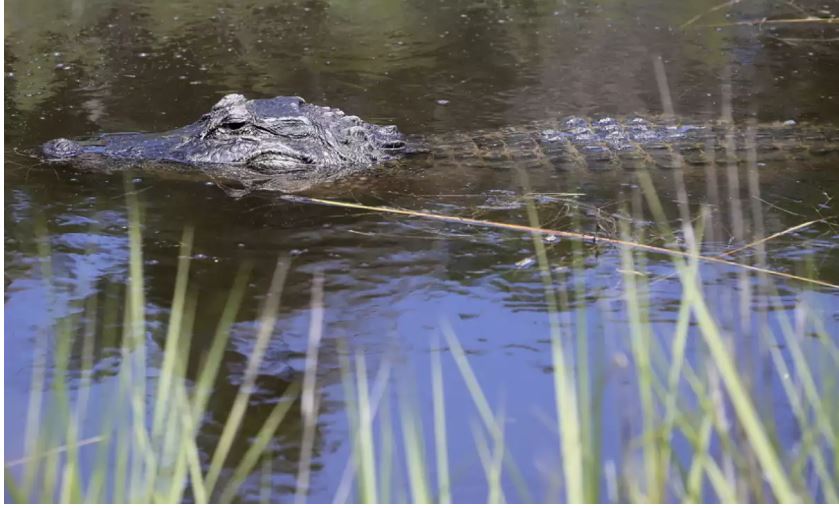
top-left (42, 93), bottom-right (839, 192)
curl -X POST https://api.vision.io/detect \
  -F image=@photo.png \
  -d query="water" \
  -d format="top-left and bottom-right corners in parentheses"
top-left (5, 0), bottom-right (839, 502)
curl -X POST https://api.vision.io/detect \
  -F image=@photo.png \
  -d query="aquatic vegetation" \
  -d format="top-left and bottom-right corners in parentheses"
top-left (5, 0), bottom-right (839, 502)
top-left (5, 173), bottom-right (837, 502)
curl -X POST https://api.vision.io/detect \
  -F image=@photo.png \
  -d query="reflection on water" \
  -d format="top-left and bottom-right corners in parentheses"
top-left (5, 0), bottom-right (839, 502)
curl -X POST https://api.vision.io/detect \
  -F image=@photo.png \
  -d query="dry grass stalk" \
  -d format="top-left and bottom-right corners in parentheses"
top-left (283, 195), bottom-right (839, 290)
top-left (722, 218), bottom-right (830, 256)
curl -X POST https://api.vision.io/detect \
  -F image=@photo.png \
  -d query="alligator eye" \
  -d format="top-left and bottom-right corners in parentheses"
top-left (225, 122), bottom-right (248, 131)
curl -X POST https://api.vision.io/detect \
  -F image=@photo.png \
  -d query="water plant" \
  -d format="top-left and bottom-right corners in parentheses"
top-left (5, 172), bottom-right (837, 502)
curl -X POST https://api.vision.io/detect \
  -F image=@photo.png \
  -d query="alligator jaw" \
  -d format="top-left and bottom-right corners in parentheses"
top-left (246, 148), bottom-right (316, 172)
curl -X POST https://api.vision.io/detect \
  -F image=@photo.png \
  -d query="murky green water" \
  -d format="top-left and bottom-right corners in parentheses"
top-left (5, 0), bottom-right (839, 502)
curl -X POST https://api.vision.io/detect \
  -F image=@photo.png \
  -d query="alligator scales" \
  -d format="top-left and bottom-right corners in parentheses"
top-left (42, 94), bottom-right (839, 184)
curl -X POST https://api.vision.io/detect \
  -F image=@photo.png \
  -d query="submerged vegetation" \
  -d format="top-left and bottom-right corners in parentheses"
top-left (5, 170), bottom-right (838, 502)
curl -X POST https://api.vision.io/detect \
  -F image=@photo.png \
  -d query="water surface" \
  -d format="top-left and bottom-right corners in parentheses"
top-left (5, 0), bottom-right (839, 502)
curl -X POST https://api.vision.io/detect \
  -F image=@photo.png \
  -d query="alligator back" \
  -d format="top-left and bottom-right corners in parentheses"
top-left (414, 117), bottom-right (839, 172)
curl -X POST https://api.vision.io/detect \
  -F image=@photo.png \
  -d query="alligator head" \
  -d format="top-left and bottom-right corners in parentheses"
top-left (42, 94), bottom-right (408, 173)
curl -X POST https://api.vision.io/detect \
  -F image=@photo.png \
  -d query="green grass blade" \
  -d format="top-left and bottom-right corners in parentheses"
top-left (174, 383), bottom-right (209, 504)
top-left (431, 339), bottom-right (451, 503)
top-left (151, 226), bottom-right (194, 441)
top-left (637, 171), bottom-right (799, 503)
top-left (355, 352), bottom-right (379, 503)
top-left (440, 319), bottom-right (531, 502)
top-left (377, 393), bottom-right (394, 503)
top-left (569, 209), bottom-right (597, 502)
top-left (21, 220), bottom-right (53, 500)
top-left (124, 177), bottom-right (156, 501)
top-left (521, 191), bottom-right (583, 503)
top-left (259, 451), bottom-right (273, 504)
top-left (204, 258), bottom-right (289, 496)
top-left (470, 417), bottom-right (506, 503)
top-left (619, 218), bottom-right (662, 502)
top-left (219, 383), bottom-right (301, 503)
top-left (5, 469), bottom-right (26, 503)
top-left (685, 412), bottom-right (714, 503)
top-left (294, 273), bottom-right (325, 503)
top-left (400, 390), bottom-right (430, 503)
top-left (190, 263), bottom-right (252, 423)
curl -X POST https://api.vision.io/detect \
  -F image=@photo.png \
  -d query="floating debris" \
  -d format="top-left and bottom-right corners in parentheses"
top-left (514, 256), bottom-right (536, 269)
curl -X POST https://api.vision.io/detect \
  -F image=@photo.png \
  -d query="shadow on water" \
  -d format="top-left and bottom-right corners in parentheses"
top-left (5, 0), bottom-right (839, 502)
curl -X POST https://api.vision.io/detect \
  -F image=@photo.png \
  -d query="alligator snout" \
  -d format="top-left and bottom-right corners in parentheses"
top-left (42, 138), bottom-right (83, 159)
